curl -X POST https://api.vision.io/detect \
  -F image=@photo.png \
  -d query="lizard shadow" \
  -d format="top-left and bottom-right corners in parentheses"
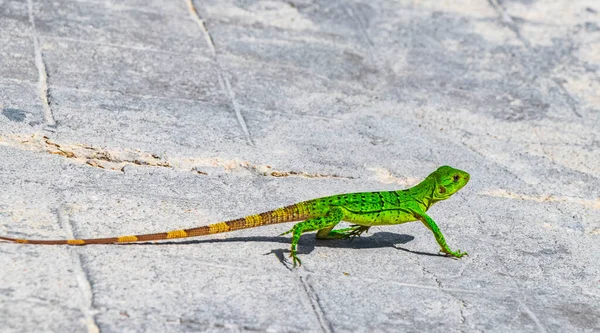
top-left (264, 232), bottom-right (447, 268)
top-left (125, 231), bottom-right (445, 267)
top-left (125, 231), bottom-right (412, 250)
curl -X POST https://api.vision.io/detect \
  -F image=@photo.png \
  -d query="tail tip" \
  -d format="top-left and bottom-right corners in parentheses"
top-left (0, 237), bottom-right (27, 243)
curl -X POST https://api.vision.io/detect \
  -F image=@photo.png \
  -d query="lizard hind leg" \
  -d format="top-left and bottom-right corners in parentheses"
top-left (316, 225), bottom-right (371, 241)
top-left (280, 207), bottom-right (344, 267)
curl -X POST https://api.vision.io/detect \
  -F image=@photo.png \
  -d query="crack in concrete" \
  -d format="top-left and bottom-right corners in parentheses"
top-left (186, 0), bottom-right (254, 146)
top-left (487, 0), bottom-right (582, 118)
top-left (517, 299), bottom-right (548, 333)
top-left (465, 201), bottom-right (549, 333)
top-left (0, 134), bottom-right (170, 171)
top-left (296, 272), bottom-right (333, 333)
top-left (27, 0), bottom-right (56, 130)
top-left (487, 0), bottom-right (531, 48)
top-left (245, 163), bottom-right (352, 179)
top-left (458, 299), bottom-right (468, 325)
top-left (419, 264), bottom-right (469, 328)
top-left (56, 207), bottom-right (100, 333)
top-left (0, 134), bottom-right (351, 180)
top-left (552, 78), bottom-right (582, 118)
top-left (174, 316), bottom-right (290, 332)
top-left (344, 3), bottom-right (374, 47)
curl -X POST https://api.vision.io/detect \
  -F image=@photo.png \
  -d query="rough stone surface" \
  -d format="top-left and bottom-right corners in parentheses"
top-left (0, 0), bottom-right (598, 332)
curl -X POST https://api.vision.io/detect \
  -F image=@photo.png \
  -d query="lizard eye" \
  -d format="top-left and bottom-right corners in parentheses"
top-left (453, 174), bottom-right (460, 182)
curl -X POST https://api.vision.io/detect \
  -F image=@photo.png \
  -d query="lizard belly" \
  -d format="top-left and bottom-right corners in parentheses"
top-left (343, 209), bottom-right (416, 226)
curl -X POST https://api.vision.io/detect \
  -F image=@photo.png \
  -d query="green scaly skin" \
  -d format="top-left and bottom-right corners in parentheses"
top-left (280, 165), bottom-right (470, 266)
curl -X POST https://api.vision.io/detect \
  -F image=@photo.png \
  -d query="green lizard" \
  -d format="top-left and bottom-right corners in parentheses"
top-left (0, 165), bottom-right (470, 266)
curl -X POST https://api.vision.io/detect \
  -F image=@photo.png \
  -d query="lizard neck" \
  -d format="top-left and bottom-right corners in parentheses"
top-left (406, 176), bottom-right (436, 211)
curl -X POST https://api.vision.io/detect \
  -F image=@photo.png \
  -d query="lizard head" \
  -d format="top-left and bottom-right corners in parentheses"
top-left (430, 165), bottom-right (470, 200)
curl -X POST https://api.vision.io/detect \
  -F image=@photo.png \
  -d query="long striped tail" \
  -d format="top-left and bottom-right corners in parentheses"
top-left (0, 204), bottom-right (310, 245)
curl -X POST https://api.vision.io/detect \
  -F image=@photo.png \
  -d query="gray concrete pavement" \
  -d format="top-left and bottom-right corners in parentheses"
top-left (0, 0), bottom-right (599, 332)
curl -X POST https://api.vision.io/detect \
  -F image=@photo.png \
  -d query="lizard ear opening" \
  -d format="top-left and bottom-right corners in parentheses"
top-left (439, 186), bottom-right (446, 194)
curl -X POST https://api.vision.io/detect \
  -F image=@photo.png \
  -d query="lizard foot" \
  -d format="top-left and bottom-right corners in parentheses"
top-left (441, 248), bottom-right (468, 258)
top-left (289, 251), bottom-right (302, 267)
top-left (321, 225), bottom-right (371, 240)
top-left (343, 225), bottom-right (371, 241)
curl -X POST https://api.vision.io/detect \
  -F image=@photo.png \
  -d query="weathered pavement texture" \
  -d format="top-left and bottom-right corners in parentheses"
top-left (0, 0), bottom-right (599, 332)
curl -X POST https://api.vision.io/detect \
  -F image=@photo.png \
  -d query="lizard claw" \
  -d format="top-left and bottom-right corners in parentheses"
top-left (289, 251), bottom-right (302, 267)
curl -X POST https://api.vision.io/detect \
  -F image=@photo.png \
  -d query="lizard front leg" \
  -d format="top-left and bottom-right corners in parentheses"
top-left (280, 207), bottom-right (344, 267)
top-left (416, 212), bottom-right (467, 258)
